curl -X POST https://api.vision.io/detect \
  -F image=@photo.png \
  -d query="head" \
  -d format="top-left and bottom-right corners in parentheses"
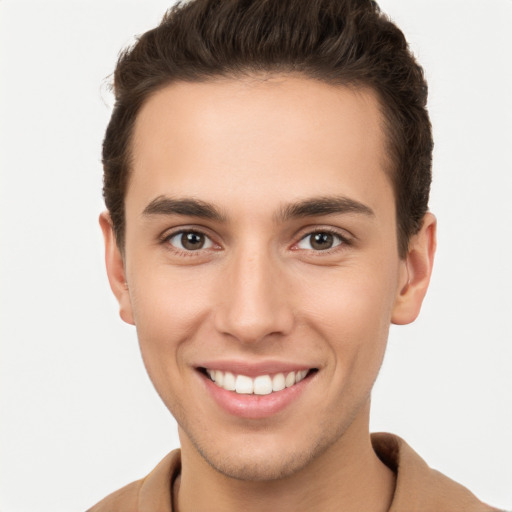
top-left (100, 0), bottom-right (436, 482)
top-left (103, 0), bottom-right (432, 258)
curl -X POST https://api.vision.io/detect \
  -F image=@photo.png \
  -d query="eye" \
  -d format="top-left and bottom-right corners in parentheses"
top-left (296, 231), bottom-right (344, 251)
top-left (166, 231), bottom-right (214, 251)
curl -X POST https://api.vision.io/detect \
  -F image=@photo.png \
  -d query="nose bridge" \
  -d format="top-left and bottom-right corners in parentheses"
top-left (214, 240), bottom-right (293, 343)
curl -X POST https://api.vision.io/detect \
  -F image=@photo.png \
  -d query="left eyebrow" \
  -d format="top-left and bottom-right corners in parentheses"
top-left (142, 196), bottom-right (226, 222)
top-left (276, 196), bottom-right (375, 222)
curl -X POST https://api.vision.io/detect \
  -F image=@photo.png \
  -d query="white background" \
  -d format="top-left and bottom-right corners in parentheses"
top-left (1, 1), bottom-right (511, 510)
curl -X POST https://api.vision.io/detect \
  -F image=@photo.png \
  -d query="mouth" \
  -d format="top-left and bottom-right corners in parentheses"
top-left (199, 367), bottom-right (318, 395)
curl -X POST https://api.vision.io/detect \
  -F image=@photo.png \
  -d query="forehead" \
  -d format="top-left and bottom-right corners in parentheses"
top-left (128, 76), bottom-right (393, 218)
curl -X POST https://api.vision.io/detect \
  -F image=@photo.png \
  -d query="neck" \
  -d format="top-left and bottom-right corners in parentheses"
top-left (174, 403), bottom-right (396, 512)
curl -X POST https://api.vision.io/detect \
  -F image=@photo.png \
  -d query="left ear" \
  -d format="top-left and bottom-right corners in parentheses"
top-left (392, 212), bottom-right (437, 325)
top-left (99, 211), bottom-right (135, 326)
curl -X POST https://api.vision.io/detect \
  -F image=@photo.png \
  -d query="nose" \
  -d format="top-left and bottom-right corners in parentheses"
top-left (213, 246), bottom-right (294, 344)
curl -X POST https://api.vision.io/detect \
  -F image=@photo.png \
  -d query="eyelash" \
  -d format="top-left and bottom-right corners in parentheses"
top-left (160, 227), bottom-right (352, 255)
top-left (293, 228), bottom-right (351, 253)
top-left (161, 229), bottom-right (219, 255)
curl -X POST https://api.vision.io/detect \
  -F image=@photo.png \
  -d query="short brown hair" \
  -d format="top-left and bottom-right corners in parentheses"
top-left (103, 0), bottom-right (432, 257)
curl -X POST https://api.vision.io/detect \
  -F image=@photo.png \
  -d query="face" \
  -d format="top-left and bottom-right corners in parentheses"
top-left (102, 76), bottom-right (434, 481)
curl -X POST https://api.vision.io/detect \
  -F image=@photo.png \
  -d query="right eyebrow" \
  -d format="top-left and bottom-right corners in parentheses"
top-left (142, 196), bottom-right (226, 222)
top-left (276, 195), bottom-right (375, 222)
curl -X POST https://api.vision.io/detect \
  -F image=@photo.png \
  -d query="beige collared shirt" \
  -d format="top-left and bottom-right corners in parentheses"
top-left (87, 433), bottom-right (501, 511)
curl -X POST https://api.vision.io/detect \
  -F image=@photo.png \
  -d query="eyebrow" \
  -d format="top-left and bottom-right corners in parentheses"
top-left (142, 196), bottom-right (226, 221)
top-left (276, 196), bottom-right (375, 221)
top-left (141, 195), bottom-right (374, 223)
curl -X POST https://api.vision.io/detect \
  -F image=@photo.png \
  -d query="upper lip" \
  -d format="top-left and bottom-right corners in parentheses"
top-left (196, 359), bottom-right (317, 377)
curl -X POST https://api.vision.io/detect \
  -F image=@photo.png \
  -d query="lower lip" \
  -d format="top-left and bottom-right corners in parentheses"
top-left (200, 372), bottom-right (314, 419)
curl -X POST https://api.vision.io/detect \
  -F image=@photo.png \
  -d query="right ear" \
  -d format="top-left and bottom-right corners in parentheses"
top-left (99, 212), bottom-right (135, 325)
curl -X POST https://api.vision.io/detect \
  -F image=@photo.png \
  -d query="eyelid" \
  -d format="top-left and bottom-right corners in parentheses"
top-left (158, 224), bottom-right (353, 254)
top-left (291, 226), bottom-right (353, 251)
top-left (160, 226), bottom-right (221, 252)
top-left (168, 231), bottom-right (214, 250)
top-left (297, 232), bottom-right (343, 250)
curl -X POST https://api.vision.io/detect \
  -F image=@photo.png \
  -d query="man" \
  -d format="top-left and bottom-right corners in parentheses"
top-left (88, 0), bottom-right (500, 510)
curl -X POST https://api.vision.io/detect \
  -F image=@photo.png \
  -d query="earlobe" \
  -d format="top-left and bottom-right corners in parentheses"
top-left (392, 212), bottom-right (437, 325)
top-left (99, 212), bottom-right (135, 325)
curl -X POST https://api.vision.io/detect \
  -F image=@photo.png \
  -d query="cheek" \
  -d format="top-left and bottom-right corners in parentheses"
top-left (299, 262), bottom-right (398, 377)
top-left (125, 263), bottom-right (214, 381)
top-left (300, 258), bottom-right (398, 331)
top-left (128, 259), bottom-right (213, 327)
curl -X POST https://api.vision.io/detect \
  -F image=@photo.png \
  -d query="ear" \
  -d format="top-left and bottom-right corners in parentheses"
top-left (392, 212), bottom-right (437, 325)
top-left (99, 211), bottom-right (135, 325)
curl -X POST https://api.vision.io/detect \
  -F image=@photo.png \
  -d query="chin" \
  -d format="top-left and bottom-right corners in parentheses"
top-left (191, 429), bottom-right (334, 482)
top-left (202, 447), bottom-right (315, 481)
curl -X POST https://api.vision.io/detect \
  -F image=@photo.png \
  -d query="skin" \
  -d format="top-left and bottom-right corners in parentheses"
top-left (101, 76), bottom-right (436, 512)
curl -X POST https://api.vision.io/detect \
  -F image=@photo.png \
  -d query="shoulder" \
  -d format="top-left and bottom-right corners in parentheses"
top-left (372, 433), bottom-right (502, 512)
top-left (86, 479), bottom-right (144, 512)
top-left (86, 449), bottom-right (181, 512)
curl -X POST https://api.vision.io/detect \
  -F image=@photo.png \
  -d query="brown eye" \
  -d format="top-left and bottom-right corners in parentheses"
top-left (167, 231), bottom-right (214, 251)
top-left (311, 232), bottom-right (334, 250)
top-left (297, 231), bottom-right (343, 251)
top-left (181, 232), bottom-right (205, 250)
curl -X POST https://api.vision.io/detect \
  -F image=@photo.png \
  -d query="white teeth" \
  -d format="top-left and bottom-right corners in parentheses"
top-left (272, 373), bottom-right (286, 392)
top-left (296, 370), bottom-right (308, 383)
top-left (235, 374), bottom-right (254, 394)
top-left (214, 370), bottom-right (224, 387)
top-left (206, 369), bottom-right (311, 395)
top-left (285, 371), bottom-right (296, 388)
top-left (223, 371), bottom-right (236, 391)
top-left (253, 375), bottom-right (273, 395)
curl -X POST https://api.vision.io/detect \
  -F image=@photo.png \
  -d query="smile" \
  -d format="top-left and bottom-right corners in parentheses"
top-left (205, 368), bottom-right (312, 395)
top-left (198, 363), bottom-right (318, 419)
